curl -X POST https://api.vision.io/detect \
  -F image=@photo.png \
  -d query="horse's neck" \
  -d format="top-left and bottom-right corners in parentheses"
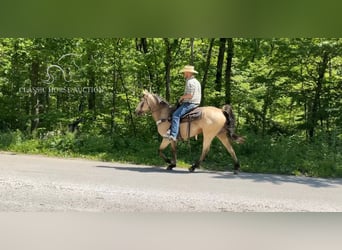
top-left (151, 105), bottom-right (171, 122)
top-left (160, 107), bottom-right (171, 119)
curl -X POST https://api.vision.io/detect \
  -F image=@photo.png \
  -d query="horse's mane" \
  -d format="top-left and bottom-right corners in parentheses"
top-left (152, 94), bottom-right (171, 107)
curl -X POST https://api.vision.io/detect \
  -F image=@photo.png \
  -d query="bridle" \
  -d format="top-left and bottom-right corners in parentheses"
top-left (138, 95), bottom-right (162, 114)
top-left (137, 94), bottom-right (170, 126)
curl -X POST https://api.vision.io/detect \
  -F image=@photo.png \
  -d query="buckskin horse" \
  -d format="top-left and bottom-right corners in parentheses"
top-left (135, 90), bottom-right (244, 174)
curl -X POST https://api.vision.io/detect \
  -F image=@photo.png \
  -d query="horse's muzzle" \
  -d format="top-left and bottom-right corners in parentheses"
top-left (135, 110), bottom-right (144, 116)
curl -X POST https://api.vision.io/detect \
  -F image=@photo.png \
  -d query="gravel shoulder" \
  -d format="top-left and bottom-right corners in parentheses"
top-left (1, 152), bottom-right (342, 212)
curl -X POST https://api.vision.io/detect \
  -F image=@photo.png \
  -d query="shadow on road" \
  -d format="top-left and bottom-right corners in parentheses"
top-left (213, 172), bottom-right (342, 188)
top-left (96, 164), bottom-right (342, 188)
top-left (95, 165), bottom-right (189, 174)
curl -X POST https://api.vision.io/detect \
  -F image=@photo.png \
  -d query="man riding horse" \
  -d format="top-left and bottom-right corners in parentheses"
top-left (135, 65), bottom-right (244, 173)
top-left (163, 65), bottom-right (201, 141)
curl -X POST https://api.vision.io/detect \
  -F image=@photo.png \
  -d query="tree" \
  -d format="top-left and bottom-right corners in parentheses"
top-left (201, 38), bottom-right (215, 106)
top-left (225, 38), bottom-right (234, 104)
top-left (0, 37), bottom-right (341, 142)
top-left (215, 38), bottom-right (226, 92)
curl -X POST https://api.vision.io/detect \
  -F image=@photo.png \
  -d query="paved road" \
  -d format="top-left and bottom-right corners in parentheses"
top-left (1, 152), bottom-right (342, 211)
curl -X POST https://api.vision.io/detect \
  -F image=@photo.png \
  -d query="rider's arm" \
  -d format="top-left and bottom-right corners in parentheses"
top-left (179, 93), bottom-right (193, 103)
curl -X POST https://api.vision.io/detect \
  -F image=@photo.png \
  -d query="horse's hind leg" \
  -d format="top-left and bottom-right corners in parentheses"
top-left (189, 133), bottom-right (215, 172)
top-left (159, 138), bottom-right (177, 170)
top-left (216, 132), bottom-right (240, 174)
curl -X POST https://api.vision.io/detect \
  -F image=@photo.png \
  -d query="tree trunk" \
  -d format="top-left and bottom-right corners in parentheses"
top-left (111, 71), bottom-right (117, 134)
top-left (88, 72), bottom-right (96, 111)
top-left (30, 59), bottom-right (40, 132)
top-left (308, 51), bottom-right (329, 139)
top-left (118, 70), bottom-right (137, 137)
top-left (190, 38), bottom-right (195, 65)
top-left (163, 38), bottom-right (172, 102)
top-left (141, 38), bottom-right (148, 54)
top-left (215, 38), bottom-right (226, 92)
top-left (111, 41), bottom-right (118, 134)
top-left (87, 52), bottom-right (96, 112)
top-left (135, 38), bottom-right (148, 53)
top-left (251, 39), bottom-right (260, 62)
top-left (201, 38), bottom-right (215, 106)
top-left (117, 40), bottom-right (137, 136)
top-left (261, 90), bottom-right (271, 137)
top-left (139, 38), bottom-right (155, 86)
top-left (225, 38), bottom-right (234, 104)
top-left (150, 38), bottom-right (161, 93)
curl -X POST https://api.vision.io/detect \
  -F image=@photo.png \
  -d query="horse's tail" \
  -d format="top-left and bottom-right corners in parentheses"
top-left (222, 104), bottom-right (245, 144)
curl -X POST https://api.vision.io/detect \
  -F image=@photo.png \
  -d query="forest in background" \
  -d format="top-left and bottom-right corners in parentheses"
top-left (0, 38), bottom-right (341, 177)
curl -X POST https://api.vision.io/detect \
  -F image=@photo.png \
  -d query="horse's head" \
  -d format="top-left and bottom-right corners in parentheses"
top-left (135, 90), bottom-right (170, 116)
top-left (135, 90), bottom-right (155, 116)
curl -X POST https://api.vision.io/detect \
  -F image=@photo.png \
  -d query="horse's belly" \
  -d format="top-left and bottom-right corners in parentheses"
top-left (179, 122), bottom-right (202, 139)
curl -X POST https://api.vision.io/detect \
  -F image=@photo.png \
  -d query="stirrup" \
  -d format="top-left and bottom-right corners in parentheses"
top-left (168, 135), bottom-right (177, 142)
top-left (162, 130), bottom-right (171, 138)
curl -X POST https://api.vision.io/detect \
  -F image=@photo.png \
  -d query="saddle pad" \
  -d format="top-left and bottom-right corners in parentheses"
top-left (180, 107), bottom-right (202, 123)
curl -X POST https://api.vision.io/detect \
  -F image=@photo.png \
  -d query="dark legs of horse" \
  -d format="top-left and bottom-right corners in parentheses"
top-left (159, 132), bottom-right (239, 173)
top-left (189, 132), bottom-right (240, 174)
top-left (159, 139), bottom-right (177, 170)
top-left (189, 134), bottom-right (214, 172)
top-left (216, 132), bottom-right (240, 174)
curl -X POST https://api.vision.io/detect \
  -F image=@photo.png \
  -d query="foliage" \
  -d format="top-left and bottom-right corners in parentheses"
top-left (235, 132), bottom-right (342, 178)
top-left (1, 130), bottom-right (341, 178)
top-left (0, 38), bottom-right (341, 178)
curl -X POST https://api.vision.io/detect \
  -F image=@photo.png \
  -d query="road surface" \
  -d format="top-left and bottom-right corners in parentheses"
top-left (1, 152), bottom-right (341, 211)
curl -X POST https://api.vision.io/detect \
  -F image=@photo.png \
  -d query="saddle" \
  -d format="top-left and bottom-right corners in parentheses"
top-left (180, 107), bottom-right (202, 123)
top-left (157, 106), bottom-right (202, 140)
top-left (176, 107), bottom-right (202, 141)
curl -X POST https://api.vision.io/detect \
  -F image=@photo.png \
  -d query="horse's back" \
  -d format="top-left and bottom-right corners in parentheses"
top-left (201, 106), bottom-right (226, 121)
top-left (191, 106), bottom-right (226, 130)
top-left (178, 106), bottom-right (226, 139)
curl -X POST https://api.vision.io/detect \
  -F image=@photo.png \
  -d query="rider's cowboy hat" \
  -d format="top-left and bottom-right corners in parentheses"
top-left (179, 65), bottom-right (198, 74)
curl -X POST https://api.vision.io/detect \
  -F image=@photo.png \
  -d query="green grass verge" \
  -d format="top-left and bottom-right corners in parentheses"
top-left (1, 131), bottom-right (341, 178)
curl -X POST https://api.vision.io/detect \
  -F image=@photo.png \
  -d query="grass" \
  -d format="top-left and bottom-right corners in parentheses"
top-left (0, 130), bottom-right (341, 178)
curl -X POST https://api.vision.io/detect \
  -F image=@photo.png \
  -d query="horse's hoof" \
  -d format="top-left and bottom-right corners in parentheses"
top-left (188, 164), bottom-right (197, 172)
top-left (233, 169), bottom-right (239, 175)
top-left (167, 164), bottom-right (176, 171)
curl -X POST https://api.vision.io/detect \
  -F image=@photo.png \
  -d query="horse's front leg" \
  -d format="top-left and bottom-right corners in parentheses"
top-left (158, 138), bottom-right (177, 170)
